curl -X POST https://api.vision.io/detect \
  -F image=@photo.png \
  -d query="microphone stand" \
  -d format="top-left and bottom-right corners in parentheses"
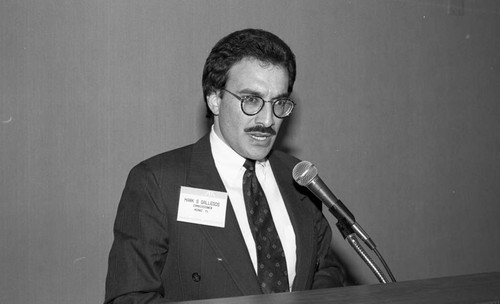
top-left (330, 208), bottom-right (396, 284)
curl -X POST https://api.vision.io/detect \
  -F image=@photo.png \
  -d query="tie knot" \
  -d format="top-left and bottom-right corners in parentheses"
top-left (243, 159), bottom-right (256, 172)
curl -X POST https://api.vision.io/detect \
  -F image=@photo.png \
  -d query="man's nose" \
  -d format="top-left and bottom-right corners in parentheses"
top-left (255, 102), bottom-right (275, 127)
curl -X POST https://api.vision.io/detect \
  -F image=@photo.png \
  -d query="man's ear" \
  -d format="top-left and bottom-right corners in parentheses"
top-left (207, 92), bottom-right (221, 116)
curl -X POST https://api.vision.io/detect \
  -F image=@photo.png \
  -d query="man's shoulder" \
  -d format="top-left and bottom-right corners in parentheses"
top-left (268, 149), bottom-right (301, 168)
top-left (124, 141), bottom-right (198, 187)
top-left (142, 142), bottom-right (194, 166)
top-left (138, 134), bottom-right (210, 170)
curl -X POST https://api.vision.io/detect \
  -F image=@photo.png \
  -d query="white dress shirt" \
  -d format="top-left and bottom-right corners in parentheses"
top-left (209, 127), bottom-right (297, 289)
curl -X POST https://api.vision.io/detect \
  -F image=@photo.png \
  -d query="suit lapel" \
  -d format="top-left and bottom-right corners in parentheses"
top-left (185, 135), bottom-right (261, 295)
top-left (269, 154), bottom-right (315, 291)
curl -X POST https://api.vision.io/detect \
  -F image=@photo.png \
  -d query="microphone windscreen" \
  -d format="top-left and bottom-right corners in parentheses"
top-left (292, 160), bottom-right (318, 186)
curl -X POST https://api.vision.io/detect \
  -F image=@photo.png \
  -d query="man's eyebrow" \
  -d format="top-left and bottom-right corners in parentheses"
top-left (238, 88), bottom-right (290, 99)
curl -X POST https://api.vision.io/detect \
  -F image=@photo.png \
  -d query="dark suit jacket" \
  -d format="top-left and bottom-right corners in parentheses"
top-left (105, 134), bottom-right (345, 303)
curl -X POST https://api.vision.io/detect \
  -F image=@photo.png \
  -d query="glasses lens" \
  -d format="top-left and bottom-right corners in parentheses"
top-left (241, 96), bottom-right (264, 115)
top-left (273, 99), bottom-right (294, 118)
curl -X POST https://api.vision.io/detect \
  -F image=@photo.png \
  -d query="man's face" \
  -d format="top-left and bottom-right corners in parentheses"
top-left (208, 58), bottom-right (289, 161)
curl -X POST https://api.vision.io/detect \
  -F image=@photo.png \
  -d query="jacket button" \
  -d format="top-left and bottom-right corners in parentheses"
top-left (192, 272), bottom-right (201, 282)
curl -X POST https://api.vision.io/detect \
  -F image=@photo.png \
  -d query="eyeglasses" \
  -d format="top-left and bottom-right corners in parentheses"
top-left (222, 88), bottom-right (296, 118)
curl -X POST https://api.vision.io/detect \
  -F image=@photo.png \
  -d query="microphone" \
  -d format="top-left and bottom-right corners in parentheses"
top-left (293, 160), bottom-right (397, 283)
top-left (292, 160), bottom-right (376, 250)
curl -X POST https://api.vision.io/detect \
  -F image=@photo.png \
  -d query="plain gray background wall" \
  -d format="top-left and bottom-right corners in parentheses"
top-left (1, 1), bottom-right (499, 303)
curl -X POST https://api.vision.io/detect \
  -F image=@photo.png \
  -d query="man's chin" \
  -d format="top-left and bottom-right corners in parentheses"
top-left (244, 148), bottom-right (273, 161)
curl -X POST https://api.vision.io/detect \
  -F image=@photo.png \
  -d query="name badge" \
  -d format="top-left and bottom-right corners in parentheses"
top-left (177, 186), bottom-right (228, 228)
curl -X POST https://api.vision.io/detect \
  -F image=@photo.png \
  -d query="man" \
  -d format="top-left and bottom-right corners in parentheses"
top-left (105, 28), bottom-right (345, 303)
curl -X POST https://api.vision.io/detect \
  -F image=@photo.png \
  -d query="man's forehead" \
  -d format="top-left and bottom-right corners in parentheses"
top-left (226, 58), bottom-right (288, 87)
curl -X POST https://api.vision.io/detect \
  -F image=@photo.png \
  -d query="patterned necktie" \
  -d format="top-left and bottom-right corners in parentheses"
top-left (242, 159), bottom-right (289, 293)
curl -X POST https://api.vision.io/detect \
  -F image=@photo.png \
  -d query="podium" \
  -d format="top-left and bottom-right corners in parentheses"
top-left (171, 272), bottom-right (500, 304)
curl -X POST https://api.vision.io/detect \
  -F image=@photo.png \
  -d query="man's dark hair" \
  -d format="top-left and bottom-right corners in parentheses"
top-left (202, 28), bottom-right (296, 118)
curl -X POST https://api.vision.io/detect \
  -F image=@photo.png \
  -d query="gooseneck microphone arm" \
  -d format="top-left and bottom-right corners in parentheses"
top-left (292, 161), bottom-right (396, 284)
top-left (335, 216), bottom-right (390, 284)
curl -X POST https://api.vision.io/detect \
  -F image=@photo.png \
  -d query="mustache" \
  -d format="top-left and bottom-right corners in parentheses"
top-left (244, 126), bottom-right (276, 135)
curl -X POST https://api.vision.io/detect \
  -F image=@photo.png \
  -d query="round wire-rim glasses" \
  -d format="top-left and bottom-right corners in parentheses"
top-left (222, 88), bottom-right (296, 118)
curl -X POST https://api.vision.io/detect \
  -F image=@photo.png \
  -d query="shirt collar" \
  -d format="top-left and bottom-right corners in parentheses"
top-left (209, 126), bottom-right (269, 178)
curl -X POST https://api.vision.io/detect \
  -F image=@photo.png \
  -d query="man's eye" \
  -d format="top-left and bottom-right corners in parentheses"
top-left (243, 96), bottom-right (262, 104)
top-left (274, 99), bottom-right (286, 106)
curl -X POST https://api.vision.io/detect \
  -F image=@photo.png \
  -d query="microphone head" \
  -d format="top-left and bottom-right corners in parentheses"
top-left (292, 160), bottom-right (318, 186)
